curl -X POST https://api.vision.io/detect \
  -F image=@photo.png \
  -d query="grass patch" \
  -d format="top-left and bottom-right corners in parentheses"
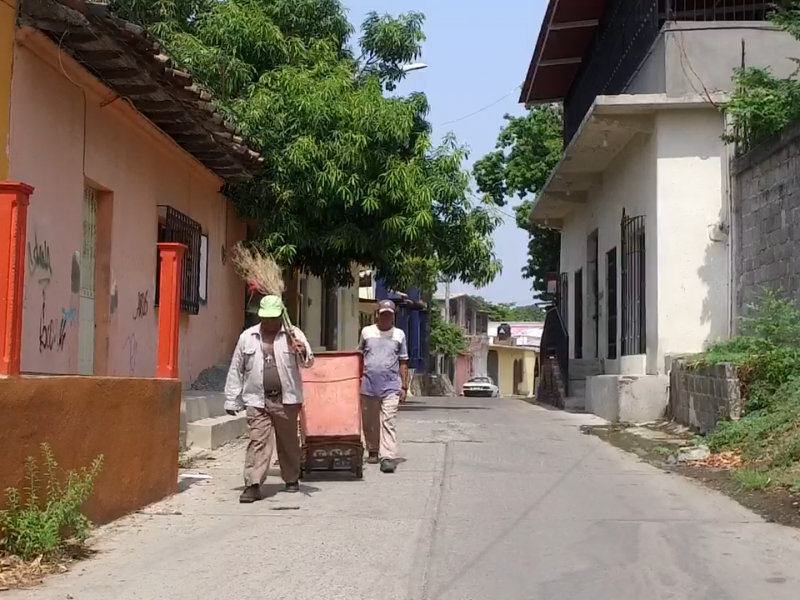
top-left (733, 468), bottom-right (772, 490)
top-left (651, 446), bottom-right (674, 457)
top-left (693, 291), bottom-right (800, 489)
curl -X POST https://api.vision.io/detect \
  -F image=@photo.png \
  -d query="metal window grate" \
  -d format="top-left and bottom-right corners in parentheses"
top-left (557, 272), bottom-right (569, 330)
top-left (155, 206), bottom-right (202, 315)
top-left (621, 211), bottom-right (646, 356)
top-left (606, 247), bottom-right (619, 360)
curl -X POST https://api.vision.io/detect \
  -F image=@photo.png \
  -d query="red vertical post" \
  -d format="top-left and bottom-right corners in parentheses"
top-left (0, 182), bottom-right (34, 377)
top-left (156, 242), bottom-right (186, 379)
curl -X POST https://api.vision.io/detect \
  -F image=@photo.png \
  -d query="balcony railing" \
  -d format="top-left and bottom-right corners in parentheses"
top-left (563, 0), bottom-right (771, 146)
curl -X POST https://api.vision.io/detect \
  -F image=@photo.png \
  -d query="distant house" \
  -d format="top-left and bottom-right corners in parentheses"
top-left (486, 321), bottom-right (542, 397)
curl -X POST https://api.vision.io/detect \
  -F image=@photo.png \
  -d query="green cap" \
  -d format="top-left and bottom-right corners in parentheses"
top-left (257, 295), bottom-right (285, 319)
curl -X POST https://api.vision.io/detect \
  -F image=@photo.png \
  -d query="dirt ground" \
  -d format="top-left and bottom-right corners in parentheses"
top-left (583, 422), bottom-right (800, 529)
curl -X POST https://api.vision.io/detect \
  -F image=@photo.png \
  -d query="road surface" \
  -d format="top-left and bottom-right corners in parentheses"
top-left (10, 396), bottom-right (800, 599)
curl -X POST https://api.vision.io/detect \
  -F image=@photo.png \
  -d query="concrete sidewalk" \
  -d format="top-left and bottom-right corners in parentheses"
top-left (9, 397), bottom-right (800, 599)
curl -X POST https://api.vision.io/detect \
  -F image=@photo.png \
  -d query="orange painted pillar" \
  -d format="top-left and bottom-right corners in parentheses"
top-left (156, 242), bottom-right (186, 379)
top-left (0, 182), bottom-right (33, 377)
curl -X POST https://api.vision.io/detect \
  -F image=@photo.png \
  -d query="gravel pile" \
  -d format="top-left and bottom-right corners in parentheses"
top-left (190, 363), bottom-right (230, 391)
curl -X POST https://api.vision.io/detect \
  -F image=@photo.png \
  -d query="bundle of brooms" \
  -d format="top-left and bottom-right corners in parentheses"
top-left (230, 242), bottom-right (295, 337)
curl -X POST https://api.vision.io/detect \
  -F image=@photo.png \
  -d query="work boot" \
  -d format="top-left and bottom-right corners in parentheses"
top-left (239, 485), bottom-right (261, 503)
top-left (284, 482), bottom-right (300, 493)
top-left (366, 451), bottom-right (379, 464)
top-left (380, 459), bottom-right (396, 474)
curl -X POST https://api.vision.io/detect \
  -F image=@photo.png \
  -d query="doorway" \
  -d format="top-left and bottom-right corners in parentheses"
top-left (78, 186), bottom-right (98, 375)
top-left (487, 350), bottom-right (499, 386)
top-left (586, 230), bottom-right (599, 358)
top-left (574, 268), bottom-right (583, 359)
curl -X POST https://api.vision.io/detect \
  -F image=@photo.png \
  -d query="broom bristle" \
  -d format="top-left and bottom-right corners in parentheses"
top-left (231, 242), bottom-right (285, 297)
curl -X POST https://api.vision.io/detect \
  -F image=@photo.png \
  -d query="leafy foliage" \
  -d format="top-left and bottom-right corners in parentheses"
top-left (724, 2), bottom-right (800, 149)
top-left (428, 308), bottom-right (467, 358)
top-left (696, 292), bottom-right (800, 488)
top-left (0, 445), bottom-right (103, 560)
top-left (470, 295), bottom-right (545, 322)
top-left (111, 0), bottom-right (500, 290)
top-left (473, 106), bottom-right (563, 300)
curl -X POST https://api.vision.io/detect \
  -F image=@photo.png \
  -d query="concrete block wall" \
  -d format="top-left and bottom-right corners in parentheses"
top-left (732, 119), bottom-right (800, 316)
top-left (668, 360), bottom-right (743, 433)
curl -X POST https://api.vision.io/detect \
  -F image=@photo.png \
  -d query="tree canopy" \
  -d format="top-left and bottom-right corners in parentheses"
top-left (472, 105), bottom-right (563, 301)
top-left (112, 0), bottom-right (500, 290)
top-left (470, 296), bottom-right (545, 322)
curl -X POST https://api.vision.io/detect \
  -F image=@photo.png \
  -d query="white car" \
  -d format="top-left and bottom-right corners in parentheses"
top-left (462, 376), bottom-right (500, 398)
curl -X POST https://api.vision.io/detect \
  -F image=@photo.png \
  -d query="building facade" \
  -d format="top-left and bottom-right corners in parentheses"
top-left (9, 8), bottom-right (263, 385)
top-left (523, 1), bottom-right (800, 420)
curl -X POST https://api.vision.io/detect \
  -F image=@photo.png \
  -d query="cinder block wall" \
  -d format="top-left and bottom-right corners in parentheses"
top-left (732, 120), bottom-right (800, 318)
top-left (0, 376), bottom-right (181, 523)
top-left (668, 360), bottom-right (743, 433)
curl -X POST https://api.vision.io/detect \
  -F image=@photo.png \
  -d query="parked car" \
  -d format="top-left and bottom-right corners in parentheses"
top-left (462, 376), bottom-right (499, 398)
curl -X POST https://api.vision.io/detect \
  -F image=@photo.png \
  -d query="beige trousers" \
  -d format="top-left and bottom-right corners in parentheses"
top-left (244, 396), bottom-right (301, 486)
top-left (361, 393), bottom-right (400, 460)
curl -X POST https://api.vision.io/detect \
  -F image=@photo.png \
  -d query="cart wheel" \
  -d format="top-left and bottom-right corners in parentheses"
top-left (354, 465), bottom-right (363, 479)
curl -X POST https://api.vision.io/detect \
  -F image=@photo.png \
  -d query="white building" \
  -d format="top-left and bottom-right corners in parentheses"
top-left (523, 2), bottom-right (800, 421)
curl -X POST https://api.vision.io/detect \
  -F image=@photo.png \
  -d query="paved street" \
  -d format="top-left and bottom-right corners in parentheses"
top-left (10, 396), bottom-right (800, 600)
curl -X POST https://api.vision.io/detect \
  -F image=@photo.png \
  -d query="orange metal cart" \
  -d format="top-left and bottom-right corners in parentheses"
top-left (299, 351), bottom-right (364, 480)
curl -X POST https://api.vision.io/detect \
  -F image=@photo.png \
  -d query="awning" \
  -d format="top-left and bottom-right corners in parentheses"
top-left (528, 93), bottom-right (727, 228)
top-left (520, 0), bottom-right (609, 105)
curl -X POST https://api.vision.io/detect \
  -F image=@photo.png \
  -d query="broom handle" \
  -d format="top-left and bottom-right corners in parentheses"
top-left (282, 310), bottom-right (301, 354)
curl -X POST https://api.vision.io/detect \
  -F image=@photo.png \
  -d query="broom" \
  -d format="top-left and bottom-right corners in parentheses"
top-left (230, 242), bottom-right (296, 339)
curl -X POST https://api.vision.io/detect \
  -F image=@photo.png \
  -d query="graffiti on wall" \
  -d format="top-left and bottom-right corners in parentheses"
top-left (123, 333), bottom-right (138, 375)
top-left (38, 288), bottom-right (67, 353)
top-left (27, 234), bottom-right (52, 281)
top-left (133, 290), bottom-right (149, 320)
top-left (61, 307), bottom-right (76, 324)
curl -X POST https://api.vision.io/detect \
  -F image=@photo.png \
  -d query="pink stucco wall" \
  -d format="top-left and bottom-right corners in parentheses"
top-left (8, 32), bottom-right (246, 384)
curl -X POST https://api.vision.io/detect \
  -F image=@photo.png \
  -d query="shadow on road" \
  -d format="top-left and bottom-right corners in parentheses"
top-left (399, 404), bottom-right (489, 411)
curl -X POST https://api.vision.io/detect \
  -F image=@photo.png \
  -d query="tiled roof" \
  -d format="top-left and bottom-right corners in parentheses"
top-left (19, 0), bottom-right (264, 181)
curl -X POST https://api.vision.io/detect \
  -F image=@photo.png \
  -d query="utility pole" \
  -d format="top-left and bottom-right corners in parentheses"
top-left (444, 280), bottom-right (450, 322)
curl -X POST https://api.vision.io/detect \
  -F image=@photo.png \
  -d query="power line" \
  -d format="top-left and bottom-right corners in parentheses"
top-left (438, 84), bottom-right (522, 127)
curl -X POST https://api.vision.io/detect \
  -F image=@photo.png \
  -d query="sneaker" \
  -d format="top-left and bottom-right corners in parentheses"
top-left (380, 459), bottom-right (396, 473)
top-left (284, 482), bottom-right (300, 493)
top-left (239, 484), bottom-right (261, 503)
top-left (366, 451), bottom-right (380, 464)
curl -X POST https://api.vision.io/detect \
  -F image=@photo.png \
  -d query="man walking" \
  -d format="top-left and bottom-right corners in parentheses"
top-left (359, 299), bottom-right (409, 473)
top-left (224, 295), bottom-right (314, 502)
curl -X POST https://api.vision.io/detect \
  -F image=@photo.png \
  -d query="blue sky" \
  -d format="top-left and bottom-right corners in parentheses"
top-left (346, 0), bottom-right (548, 305)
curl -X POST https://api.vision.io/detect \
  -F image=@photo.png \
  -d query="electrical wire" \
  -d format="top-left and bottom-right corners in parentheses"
top-left (438, 84), bottom-right (523, 127)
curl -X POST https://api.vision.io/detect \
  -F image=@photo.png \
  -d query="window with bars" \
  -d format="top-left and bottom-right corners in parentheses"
top-left (155, 206), bottom-right (202, 315)
top-left (621, 211), bottom-right (646, 355)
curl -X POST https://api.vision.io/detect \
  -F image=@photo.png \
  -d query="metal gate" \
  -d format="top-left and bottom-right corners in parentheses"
top-left (621, 210), bottom-right (646, 356)
top-left (78, 186), bottom-right (98, 375)
top-left (574, 268), bottom-right (583, 359)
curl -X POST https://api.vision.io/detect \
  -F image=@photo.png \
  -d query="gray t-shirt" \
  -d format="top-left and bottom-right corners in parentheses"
top-left (358, 325), bottom-right (408, 398)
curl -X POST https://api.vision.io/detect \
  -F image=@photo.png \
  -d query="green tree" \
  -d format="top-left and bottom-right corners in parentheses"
top-left (428, 308), bottom-right (467, 357)
top-left (112, 0), bottom-right (500, 290)
top-left (724, 2), bottom-right (800, 149)
top-left (473, 105), bottom-right (563, 301)
top-left (470, 296), bottom-right (546, 321)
